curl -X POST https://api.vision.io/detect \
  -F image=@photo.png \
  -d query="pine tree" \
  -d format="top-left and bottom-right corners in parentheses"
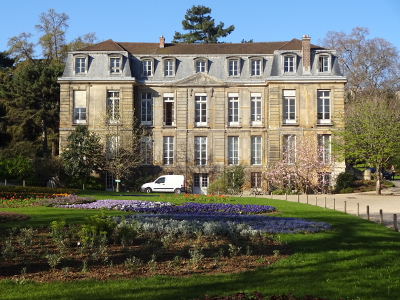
top-left (173, 5), bottom-right (234, 43)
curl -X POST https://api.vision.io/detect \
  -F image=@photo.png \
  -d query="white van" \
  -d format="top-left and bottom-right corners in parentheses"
top-left (140, 175), bottom-right (187, 194)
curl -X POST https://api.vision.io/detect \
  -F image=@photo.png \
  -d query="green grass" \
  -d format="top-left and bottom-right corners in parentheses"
top-left (1, 192), bottom-right (400, 299)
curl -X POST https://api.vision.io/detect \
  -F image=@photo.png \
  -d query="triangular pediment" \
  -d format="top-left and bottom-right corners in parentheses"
top-left (167, 73), bottom-right (226, 87)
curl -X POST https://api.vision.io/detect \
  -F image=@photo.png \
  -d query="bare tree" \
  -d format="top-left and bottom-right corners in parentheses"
top-left (321, 27), bottom-right (400, 100)
top-left (98, 109), bottom-right (146, 192)
top-left (35, 9), bottom-right (69, 63)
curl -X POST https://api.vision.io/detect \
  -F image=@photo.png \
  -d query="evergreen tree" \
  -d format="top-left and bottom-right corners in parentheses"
top-left (173, 5), bottom-right (234, 43)
top-left (60, 125), bottom-right (103, 187)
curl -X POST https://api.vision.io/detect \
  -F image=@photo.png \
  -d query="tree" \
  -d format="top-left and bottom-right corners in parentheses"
top-left (99, 112), bottom-right (146, 192)
top-left (0, 61), bottom-right (63, 156)
top-left (332, 94), bottom-right (400, 195)
top-left (264, 136), bottom-right (335, 194)
top-left (60, 125), bottom-right (103, 188)
top-left (321, 27), bottom-right (400, 100)
top-left (0, 51), bottom-right (14, 69)
top-left (173, 5), bottom-right (235, 43)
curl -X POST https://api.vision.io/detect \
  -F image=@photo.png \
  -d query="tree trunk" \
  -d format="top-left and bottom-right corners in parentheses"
top-left (376, 174), bottom-right (382, 195)
top-left (42, 118), bottom-right (48, 157)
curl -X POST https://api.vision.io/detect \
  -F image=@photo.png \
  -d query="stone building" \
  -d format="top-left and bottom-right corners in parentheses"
top-left (58, 35), bottom-right (346, 192)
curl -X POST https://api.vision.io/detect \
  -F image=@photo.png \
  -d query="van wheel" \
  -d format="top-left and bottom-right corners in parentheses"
top-left (145, 187), bottom-right (152, 193)
top-left (174, 188), bottom-right (181, 194)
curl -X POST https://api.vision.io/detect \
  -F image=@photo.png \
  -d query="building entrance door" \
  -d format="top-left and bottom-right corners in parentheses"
top-left (193, 173), bottom-right (209, 194)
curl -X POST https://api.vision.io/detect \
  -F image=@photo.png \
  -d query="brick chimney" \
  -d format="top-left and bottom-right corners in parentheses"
top-left (159, 35), bottom-right (165, 48)
top-left (302, 35), bottom-right (311, 74)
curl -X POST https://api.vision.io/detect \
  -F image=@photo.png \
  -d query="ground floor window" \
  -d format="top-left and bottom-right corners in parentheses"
top-left (251, 172), bottom-right (262, 188)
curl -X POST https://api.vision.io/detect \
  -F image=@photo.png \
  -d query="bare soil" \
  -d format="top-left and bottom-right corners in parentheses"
top-left (0, 227), bottom-right (290, 283)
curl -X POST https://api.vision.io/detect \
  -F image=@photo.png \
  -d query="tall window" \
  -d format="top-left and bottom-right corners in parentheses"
top-left (317, 90), bottom-right (331, 123)
top-left (196, 59), bottom-right (206, 73)
top-left (73, 90), bottom-right (86, 124)
top-left (283, 90), bottom-right (296, 124)
top-left (163, 94), bottom-right (174, 126)
top-left (164, 59), bottom-right (174, 76)
top-left (110, 57), bottom-right (121, 74)
top-left (318, 134), bottom-right (331, 164)
top-left (75, 57), bottom-right (86, 74)
top-left (228, 136), bottom-right (239, 165)
top-left (194, 137), bottom-right (207, 165)
top-left (195, 95), bottom-right (207, 126)
top-left (319, 55), bottom-right (329, 72)
top-left (251, 59), bottom-right (261, 76)
top-left (141, 93), bottom-right (152, 125)
top-left (228, 93), bottom-right (239, 126)
top-left (251, 172), bottom-right (262, 188)
top-left (284, 56), bottom-right (295, 73)
top-left (163, 136), bottom-right (174, 165)
top-left (140, 136), bottom-right (152, 165)
top-left (229, 59), bottom-right (239, 76)
top-left (251, 93), bottom-right (262, 125)
top-left (106, 135), bottom-right (119, 160)
top-left (251, 136), bottom-right (262, 165)
top-left (283, 135), bottom-right (296, 164)
top-left (142, 60), bottom-right (153, 76)
top-left (107, 91), bottom-right (120, 122)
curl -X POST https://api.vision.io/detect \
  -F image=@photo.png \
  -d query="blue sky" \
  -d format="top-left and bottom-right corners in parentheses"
top-left (1, 0), bottom-right (399, 54)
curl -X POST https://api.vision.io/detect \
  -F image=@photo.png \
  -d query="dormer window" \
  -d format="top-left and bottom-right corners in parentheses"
top-left (319, 55), bottom-right (330, 72)
top-left (227, 57), bottom-right (240, 76)
top-left (109, 54), bottom-right (122, 74)
top-left (194, 58), bottom-right (208, 73)
top-left (141, 58), bottom-right (154, 77)
top-left (249, 57), bottom-right (262, 76)
top-left (74, 54), bottom-right (88, 75)
top-left (163, 57), bottom-right (176, 77)
top-left (284, 55), bottom-right (296, 73)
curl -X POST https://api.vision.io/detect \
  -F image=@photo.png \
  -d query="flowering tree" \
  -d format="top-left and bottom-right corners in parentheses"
top-left (264, 135), bottom-right (334, 194)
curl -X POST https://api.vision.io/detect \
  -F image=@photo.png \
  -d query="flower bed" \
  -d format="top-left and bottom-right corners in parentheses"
top-left (58, 200), bottom-right (331, 234)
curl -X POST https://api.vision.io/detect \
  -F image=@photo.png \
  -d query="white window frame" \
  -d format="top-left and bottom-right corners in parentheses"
top-left (228, 136), bottom-right (239, 165)
top-left (74, 55), bottom-right (88, 74)
top-left (251, 136), bottom-right (262, 165)
top-left (318, 134), bottom-right (331, 164)
top-left (228, 59), bottom-right (239, 76)
top-left (163, 93), bottom-right (174, 126)
top-left (283, 90), bottom-right (296, 124)
top-left (73, 90), bottom-right (86, 124)
top-left (317, 90), bottom-right (331, 124)
top-left (283, 55), bottom-right (296, 73)
top-left (250, 58), bottom-right (262, 76)
top-left (142, 58), bottom-right (153, 76)
top-left (283, 135), bottom-right (296, 164)
top-left (195, 94), bottom-right (207, 126)
top-left (164, 58), bottom-right (175, 77)
top-left (140, 136), bottom-right (153, 165)
top-left (318, 55), bottom-right (330, 73)
top-left (251, 93), bottom-right (262, 125)
top-left (194, 136), bottom-right (207, 165)
top-left (163, 136), bottom-right (174, 165)
top-left (141, 92), bottom-right (153, 126)
top-left (228, 93), bottom-right (239, 126)
top-left (194, 58), bottom-right (208, 73)
top-left (109, 54), bottom-right (122, 74)
top-left (107, 91), bottom-right (120, 123)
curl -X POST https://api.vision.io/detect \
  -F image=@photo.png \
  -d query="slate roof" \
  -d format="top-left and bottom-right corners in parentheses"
top-left (78, 38), bottom-right (324, 55)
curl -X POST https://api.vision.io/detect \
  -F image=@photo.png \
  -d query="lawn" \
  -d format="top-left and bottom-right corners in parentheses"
top-left (1, 191), bottom-right (400, 300)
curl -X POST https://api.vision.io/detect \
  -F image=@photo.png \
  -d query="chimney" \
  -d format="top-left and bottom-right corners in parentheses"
top-left (302, 35), bottom-right (311, 73)
top-left (159, 35), bottom-right (165, 48)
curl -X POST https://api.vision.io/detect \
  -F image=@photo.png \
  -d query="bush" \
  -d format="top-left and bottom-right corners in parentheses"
top-left (339, 187), bottom-right (354, 194)
top-left (334, 172), bottom-right (355, 193)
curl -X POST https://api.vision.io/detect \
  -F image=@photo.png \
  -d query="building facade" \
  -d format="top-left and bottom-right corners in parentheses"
top-left (58, 35), bottom-right (346, 193)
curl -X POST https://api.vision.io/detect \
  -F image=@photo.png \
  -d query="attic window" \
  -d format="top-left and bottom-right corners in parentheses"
top-left (74, 54), bottom-right (88, 75)
top-left (194, 58), bottom-right (208, 73)
top-left (319, 55), bottom-right (330, 72)
top-left (109, 54), bottom-right (123, 74)
top-left (283, 55), bottom-right (296, 73)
